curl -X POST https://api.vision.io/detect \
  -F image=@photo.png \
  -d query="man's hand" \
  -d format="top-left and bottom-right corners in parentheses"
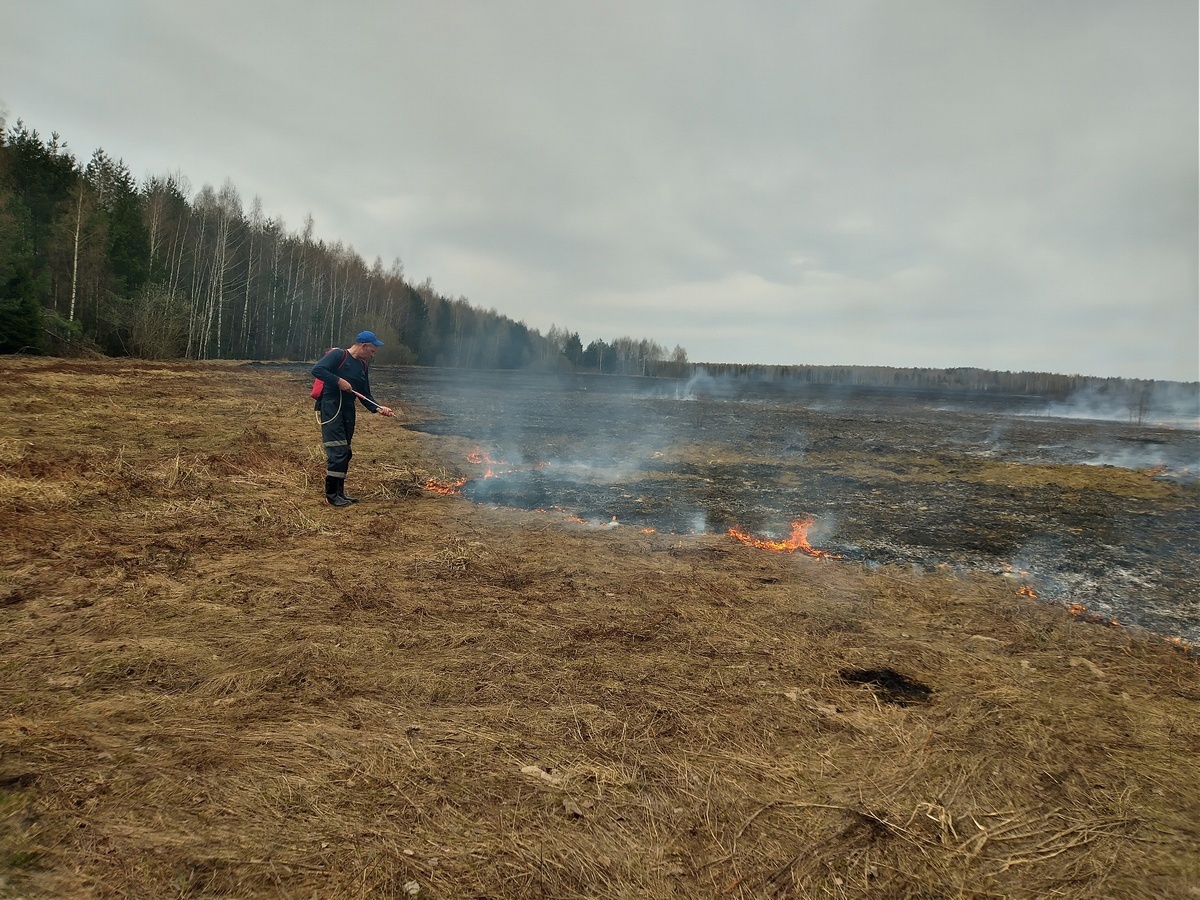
top-left (338, 378), bottom-right (352, 391)
top-left (377, 406), bottom-right (394, 417)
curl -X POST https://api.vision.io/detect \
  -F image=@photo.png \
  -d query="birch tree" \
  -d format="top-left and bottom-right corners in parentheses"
top-left (197, 180), bottom-right (243, 358)
top-left (240, 195), bottom-right (265, 355)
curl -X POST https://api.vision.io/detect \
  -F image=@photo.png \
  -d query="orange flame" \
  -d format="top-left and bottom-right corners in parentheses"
top-left (466, 448), bottom-right (549, 479)
top-left (1018, 585), bottom-right (1037, 598)
top-left (467, 449), bottom-right (505, 478)
top-left (1067, 603), bottom-right (1121, 628)
top-left (422, 475), bottom-right (467, 495)
top-left (727, 517), bottom-right (840, 558)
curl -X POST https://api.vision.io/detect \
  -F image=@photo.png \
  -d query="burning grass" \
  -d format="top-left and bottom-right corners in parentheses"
top-left (727, 517), bottom-right (842, 558)
top-left (0, 357), bottom-right (1198, 898)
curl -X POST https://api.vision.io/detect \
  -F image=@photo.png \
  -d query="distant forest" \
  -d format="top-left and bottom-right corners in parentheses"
top-left (1, 118), bottom-right (1192, 416)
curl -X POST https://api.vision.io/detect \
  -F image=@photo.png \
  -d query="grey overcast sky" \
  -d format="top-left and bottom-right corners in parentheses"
top-left (2, 1), bottom-right (1197, 381)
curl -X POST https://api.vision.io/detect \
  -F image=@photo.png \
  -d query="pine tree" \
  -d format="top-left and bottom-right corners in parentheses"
top-left (0, 187), bottom-right (44, 352)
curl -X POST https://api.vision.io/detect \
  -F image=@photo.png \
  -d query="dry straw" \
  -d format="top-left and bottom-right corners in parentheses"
top-left (0, 358), bottom-right (1196, 898)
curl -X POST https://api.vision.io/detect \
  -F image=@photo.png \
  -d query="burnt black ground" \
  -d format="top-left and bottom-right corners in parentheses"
top-left (360, 367), bottom-right (1199, 644)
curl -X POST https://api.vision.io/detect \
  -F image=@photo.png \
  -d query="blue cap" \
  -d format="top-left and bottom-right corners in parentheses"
top-left (356, 330), bottom-right (384, 346)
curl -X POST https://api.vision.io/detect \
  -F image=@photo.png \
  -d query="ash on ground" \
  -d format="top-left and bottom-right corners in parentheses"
top-left (379, 368), bottom-right (1199, 644)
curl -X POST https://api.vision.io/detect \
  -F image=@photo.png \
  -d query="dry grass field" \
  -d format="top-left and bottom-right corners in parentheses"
top-left (1, 357), bottom-right (1198, 899)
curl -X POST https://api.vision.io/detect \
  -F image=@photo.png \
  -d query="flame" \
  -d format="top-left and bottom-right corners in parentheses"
top-left (727, 517), bottom-right (840, 558)
top-left (534, 505), bottom-right (589, 525)
top-left (555, 511), bottom-right (619, 529)
top-left (1018, 585), bottom-right (1037, 598)
top-left (1067, 603), bottom-right (1121, 628)
top-left (422, 475), bottom-right (467, 495)
top-left (467, 449), bottom-right (505, 478)
top-left (466, 448), bottom-right (549, 479)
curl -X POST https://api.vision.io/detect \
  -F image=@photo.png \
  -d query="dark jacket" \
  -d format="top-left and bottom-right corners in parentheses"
top-left (311, 348), bottom-right (377, 412)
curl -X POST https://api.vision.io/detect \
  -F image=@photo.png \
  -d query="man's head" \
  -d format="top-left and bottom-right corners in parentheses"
top-left (356, 330), bottom-right (384, 347)
top-left (354, 330), bottom-right (384, 361)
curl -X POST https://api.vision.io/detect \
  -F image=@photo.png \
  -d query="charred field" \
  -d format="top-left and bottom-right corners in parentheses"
top-left (1, 357), bottom-right (1199, 899)
top-left (392, 367), bottom-right (1200, 645)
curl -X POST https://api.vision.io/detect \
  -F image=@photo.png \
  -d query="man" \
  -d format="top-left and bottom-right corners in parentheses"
top-left (311, 330), bottom-right (393, 507)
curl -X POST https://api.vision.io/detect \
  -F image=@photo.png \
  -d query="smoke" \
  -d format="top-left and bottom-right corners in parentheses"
top-left (808, 513), bottom-right (839, 546)
top-left (1078, 445), bottom-right (1188, 472)
top-left (1005, 539), bottom-right (1199, 644)
top-left (545, 455), bottom-right (647, 486)
top-left (983, 418), bottom-right (1011, 446)
top-left (973, 410), bottom-right (1199, 477)
top-left (1038, 381), bottom-right (1199, 428)
top-left (369, 366), bottom-right (1196, 642)
top-left (582, 517), bottom-right (620, 530)
top-left (672, 370), bottom-right (737, 401)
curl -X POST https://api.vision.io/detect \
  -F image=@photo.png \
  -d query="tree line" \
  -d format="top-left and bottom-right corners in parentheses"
top-left (0, 118), bottom-right (690, 375)
top-left (694, 361), bottom-right (1195, 421)
top-left (1, 116), bottom-right (1192, 416)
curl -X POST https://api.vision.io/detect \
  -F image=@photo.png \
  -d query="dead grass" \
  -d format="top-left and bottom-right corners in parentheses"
top-left (802, 450), bottom-right (1179, 503)
top-left (0, 357), bottom-right (1197, 898)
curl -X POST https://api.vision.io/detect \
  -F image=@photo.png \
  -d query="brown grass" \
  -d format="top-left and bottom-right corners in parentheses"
top-left (0, 357), bottom-right (1197, 899)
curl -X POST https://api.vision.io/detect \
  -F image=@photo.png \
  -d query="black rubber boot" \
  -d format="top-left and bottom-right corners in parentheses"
top-left (325, 476), bottom-right (352, 507)
top-left (338, 483), bottom-right (359, 504)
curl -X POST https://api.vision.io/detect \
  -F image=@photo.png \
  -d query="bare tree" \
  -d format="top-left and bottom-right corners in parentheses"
top-left (1128, 380), bottom-right (1154, 425)
top-left (128, 284), bottom-right (188, 358)
top-left (240, 195), bottom-right (265, 355)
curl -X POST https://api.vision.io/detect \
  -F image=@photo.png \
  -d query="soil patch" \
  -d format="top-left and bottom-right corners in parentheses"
top-left (838, 668), bottom-right (935, 706)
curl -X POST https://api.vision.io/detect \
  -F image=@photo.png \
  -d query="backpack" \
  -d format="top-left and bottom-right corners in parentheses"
top-left (310, 349), bottom-right (350, 399)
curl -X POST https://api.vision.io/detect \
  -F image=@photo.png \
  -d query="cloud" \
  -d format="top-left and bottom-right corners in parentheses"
top-left (2, 0), bottom-right (1195, 380)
